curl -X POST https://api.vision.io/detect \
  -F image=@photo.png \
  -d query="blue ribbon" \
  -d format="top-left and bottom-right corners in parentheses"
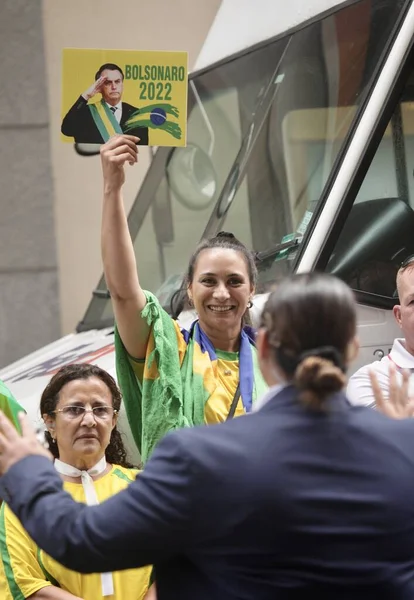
top-left (182, 321), bottom-right (255, 413)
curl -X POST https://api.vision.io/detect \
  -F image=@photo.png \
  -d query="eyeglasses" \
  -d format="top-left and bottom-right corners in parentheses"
top-left (400, 254), bottom-right (414, 269)
top-left (53, 406), bottom-right (117, 420)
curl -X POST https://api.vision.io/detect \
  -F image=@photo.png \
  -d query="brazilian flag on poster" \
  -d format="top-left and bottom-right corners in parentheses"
top-left (61, 48), bottom-right (188, 147)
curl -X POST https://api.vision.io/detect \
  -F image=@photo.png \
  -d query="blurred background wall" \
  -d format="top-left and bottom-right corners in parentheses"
top-left (0, 0), bottom-right (221, 367)
top-left (0, 0), bottom-right (58, 368)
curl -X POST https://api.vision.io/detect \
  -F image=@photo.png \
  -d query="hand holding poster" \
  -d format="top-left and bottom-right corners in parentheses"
top-left (61, 48), bottom-right (188, 147)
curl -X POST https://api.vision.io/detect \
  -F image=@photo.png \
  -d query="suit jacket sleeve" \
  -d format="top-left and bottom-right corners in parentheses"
top-left (61, 95), bottom-right (89, 137)
top-left (0, 433), bottom-right (196, 573)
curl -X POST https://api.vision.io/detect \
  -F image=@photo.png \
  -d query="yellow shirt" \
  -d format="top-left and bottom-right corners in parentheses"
top-left (0, 465), bottom-right (151, 600)
top-left (131, 334), bottom-right (267, 426)
top-left (204, 349), bottom-right (245, 423)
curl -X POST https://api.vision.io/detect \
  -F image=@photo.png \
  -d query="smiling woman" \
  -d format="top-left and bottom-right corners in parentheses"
top-left (101, 134), bottom-right (268, 462)
top-left (0, 364), bottom-right (153, 600)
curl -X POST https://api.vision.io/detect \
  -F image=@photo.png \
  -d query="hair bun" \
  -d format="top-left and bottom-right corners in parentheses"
top-left (298, 346), bottom-right (345, 372)
top-left (216, 231), bottom-right (236, 240)
top-left (294, 356), bottom-right (346, 409)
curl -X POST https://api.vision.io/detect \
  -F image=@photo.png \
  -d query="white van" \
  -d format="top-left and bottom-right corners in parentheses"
top-left (2, 0), bottom-right (414, 462)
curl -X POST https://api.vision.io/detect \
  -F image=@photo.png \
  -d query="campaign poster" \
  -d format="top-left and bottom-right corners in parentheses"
top-left (61, 48), bottom-right (188, 147)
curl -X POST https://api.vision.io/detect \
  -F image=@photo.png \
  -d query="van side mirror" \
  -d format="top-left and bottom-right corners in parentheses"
top-left (166, 144), bottom-right (217, 210)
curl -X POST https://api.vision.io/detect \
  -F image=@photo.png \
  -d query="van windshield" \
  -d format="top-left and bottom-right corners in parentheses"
top-left (78, 0), bottom-right (406, 331)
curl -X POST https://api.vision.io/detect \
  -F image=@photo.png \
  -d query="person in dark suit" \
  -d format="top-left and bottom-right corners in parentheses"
top-left (3, 273), bottom-right (414, 600)
top-left (61, 63), bottom-right (149, 145)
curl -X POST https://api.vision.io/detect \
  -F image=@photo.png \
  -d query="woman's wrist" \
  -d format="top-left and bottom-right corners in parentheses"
top-left (103, 183), bottom-right (123, 196)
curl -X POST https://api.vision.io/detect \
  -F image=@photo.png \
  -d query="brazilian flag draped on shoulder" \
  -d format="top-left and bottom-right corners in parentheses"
top-left (88, 100), bottom-right (123, 142)
top-left (124, 103), bottom-right (182, 140)
top-left (0, 380), bottom-right (24, 433)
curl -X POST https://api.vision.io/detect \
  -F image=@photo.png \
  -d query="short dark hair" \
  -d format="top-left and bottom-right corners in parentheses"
top-left (40, 363), bottom-right (134, 468)
top-left (95, 63), bottom-right (124, 81)
top-left (261, 273), bottom-right (356, 409)
top-left (186, 231), bottom-right (257, 288)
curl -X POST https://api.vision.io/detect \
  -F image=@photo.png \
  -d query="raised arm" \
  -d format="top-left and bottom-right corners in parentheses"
top-left (100, 135), bottom-right (151, 358)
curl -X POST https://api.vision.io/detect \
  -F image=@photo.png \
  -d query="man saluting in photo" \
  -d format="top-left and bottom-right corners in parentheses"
top-left (61, 62), bottom-right (149, 145)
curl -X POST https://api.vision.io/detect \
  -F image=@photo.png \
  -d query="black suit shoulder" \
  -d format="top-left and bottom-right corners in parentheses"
top-left (121, 101), bottom-right (139, 115)
top-left (61, 95), bottom-right (89, 136)
top-left (61, 95), bottom-right (105, 143)
top-left (171, 388), bottom-right (414, 473)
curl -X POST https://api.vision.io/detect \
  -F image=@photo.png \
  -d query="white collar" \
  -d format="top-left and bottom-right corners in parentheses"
top-left (389, 338), bottom-right (414, 369)
top-left (54, 455), bottom-right (107, 478)
top-left (253, 383), bottom-right (286, 411)
top-left (105, 101), bottom-right (122, 111)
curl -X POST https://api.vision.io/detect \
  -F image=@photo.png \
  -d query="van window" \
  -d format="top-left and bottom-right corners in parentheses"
top-left (203, 0), bottom-right (406, 294)
top-left (326, 70), bottom-right (414, 301)
top-left (80, 0), bottom-right (406, 330)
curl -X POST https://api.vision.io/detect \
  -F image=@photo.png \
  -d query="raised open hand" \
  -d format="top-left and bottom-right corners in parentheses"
top-left (369, 364), bottom-right (414, 419)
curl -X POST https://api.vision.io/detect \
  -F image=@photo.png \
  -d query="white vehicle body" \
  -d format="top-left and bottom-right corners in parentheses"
top-left (2, 0), bottom-right (414, 463)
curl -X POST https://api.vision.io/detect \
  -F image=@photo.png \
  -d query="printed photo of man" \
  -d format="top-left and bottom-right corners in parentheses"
top-left (61, 63), bottom-right (149, 145)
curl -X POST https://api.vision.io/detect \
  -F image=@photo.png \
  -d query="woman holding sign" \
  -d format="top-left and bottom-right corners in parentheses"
top-left (101, 135), bottom-right (267, 462)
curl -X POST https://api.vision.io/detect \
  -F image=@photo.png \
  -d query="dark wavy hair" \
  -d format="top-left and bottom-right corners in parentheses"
top-left (40, 364), bottom-right (134, 468)
top-left (186, 231), bottom-right (257, 288)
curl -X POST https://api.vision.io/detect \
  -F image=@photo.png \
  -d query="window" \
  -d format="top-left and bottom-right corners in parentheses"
top-left (210, 0), bottom-right (407, 293)
top-left (327, 70), bottom-right (414, 301)
top-left (80, 0), bottom-right (407, 330)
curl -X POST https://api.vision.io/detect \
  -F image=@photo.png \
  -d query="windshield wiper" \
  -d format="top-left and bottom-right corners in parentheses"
top-left (254, 238), bottom-right (300, 263)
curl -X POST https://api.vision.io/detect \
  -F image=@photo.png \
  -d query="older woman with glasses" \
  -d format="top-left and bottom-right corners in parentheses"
top-left (0, 363), bottom-right (153, 600)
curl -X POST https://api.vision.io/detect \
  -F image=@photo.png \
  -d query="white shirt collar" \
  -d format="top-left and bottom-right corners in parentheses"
top-left (253, 383), bottom-right (286, 412)
top-left (389, 338), bottom-right (414, 369)
top-left (105, 101), bottom-right (122, 111)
